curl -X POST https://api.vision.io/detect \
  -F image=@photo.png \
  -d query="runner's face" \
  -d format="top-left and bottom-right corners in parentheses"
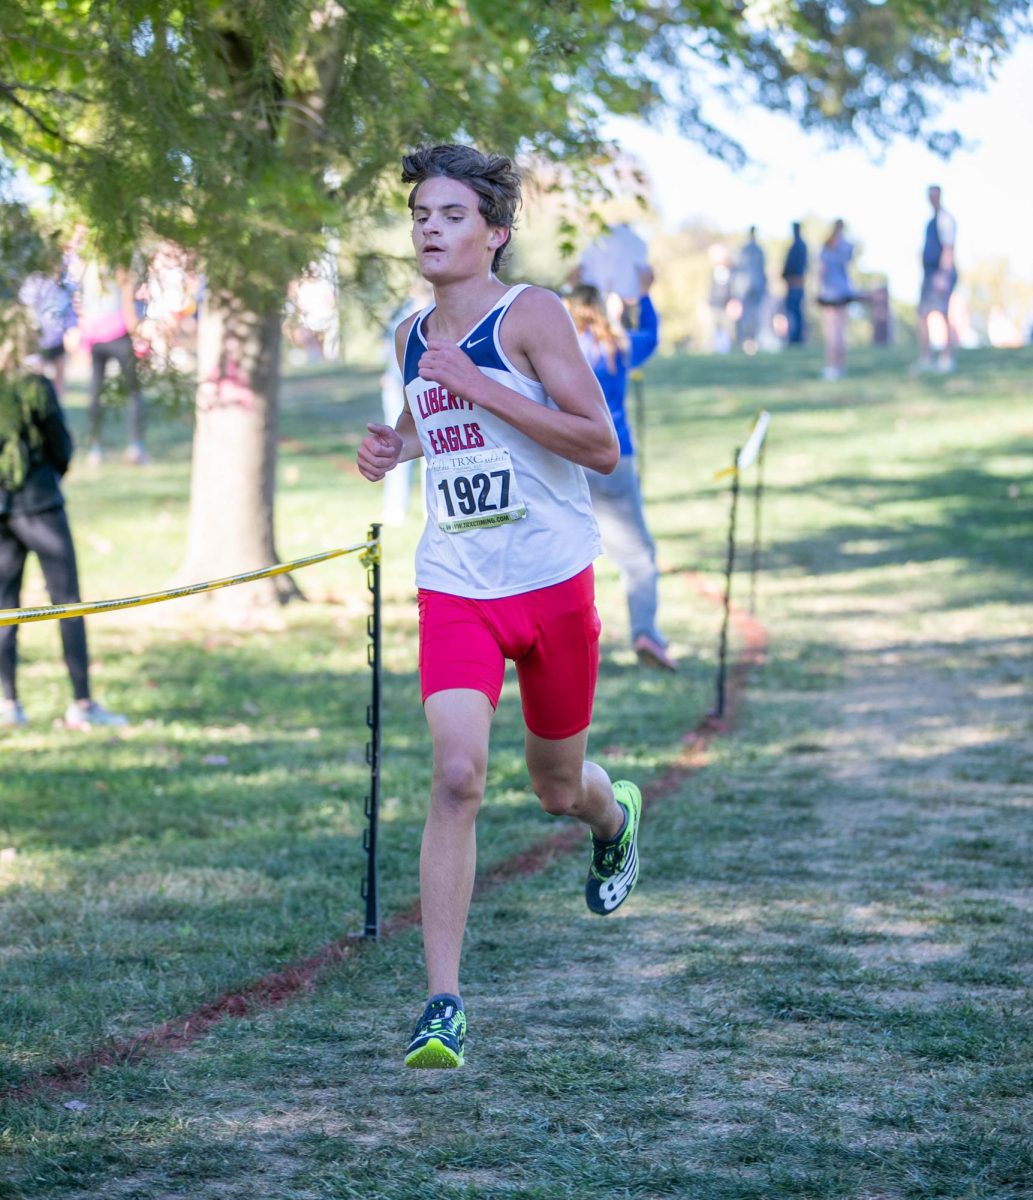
top-left (411, 176), bottom-right (507, 284)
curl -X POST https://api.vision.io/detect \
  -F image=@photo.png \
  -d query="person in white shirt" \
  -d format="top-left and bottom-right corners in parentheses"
top-left (356, 144), bottom-right (643, 1071)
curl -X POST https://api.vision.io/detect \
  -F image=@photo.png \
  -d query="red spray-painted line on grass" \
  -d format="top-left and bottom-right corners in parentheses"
top-left (6, 572), bottom-right (767, 1103)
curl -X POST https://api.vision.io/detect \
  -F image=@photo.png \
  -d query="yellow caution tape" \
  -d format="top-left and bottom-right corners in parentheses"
top-left (0, 540), bottom-right (375, 627)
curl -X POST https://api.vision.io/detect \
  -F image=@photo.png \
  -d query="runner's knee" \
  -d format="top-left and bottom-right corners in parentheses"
top-left (532, 776), bottom-right (580, 817)
top-left (432, 750), bottom-right (486, 806)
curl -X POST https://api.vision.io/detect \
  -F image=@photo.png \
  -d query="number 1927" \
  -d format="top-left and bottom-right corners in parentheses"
top-left (437, 470), bottom-right (511, 517)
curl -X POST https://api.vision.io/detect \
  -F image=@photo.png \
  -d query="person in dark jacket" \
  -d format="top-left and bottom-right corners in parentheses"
top-left (913, 184), bottom-right (958, 374)
top-left (781, 221), bottom-right (808, 344)
top-left (0, 360), bottom-right (127, 729)
top-left (565, 271), bottom-right (676, 671)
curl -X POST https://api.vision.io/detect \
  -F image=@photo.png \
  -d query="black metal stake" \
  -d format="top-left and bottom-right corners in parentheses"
top-left (361, 523), bottom-right (382, 938)
top-left (713, 449), bottom-right (740, 720)
top-left (749, 439), bottom-right (766, 617)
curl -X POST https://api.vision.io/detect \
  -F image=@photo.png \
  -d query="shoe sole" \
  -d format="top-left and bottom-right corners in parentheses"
top-left (586, 781), bottom-right (641, 915)
top-left (635, 646), bottom-right (677, 671)
top-left (405, 1037), bottom-right (464, 1069)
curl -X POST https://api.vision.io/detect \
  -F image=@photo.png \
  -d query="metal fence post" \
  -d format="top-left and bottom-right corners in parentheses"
top-left (713, 450), bottom-right (740, 720)
top-left (361, 524), bottom-right (382, 938)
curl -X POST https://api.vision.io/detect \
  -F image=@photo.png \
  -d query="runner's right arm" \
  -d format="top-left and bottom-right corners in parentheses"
top-left (357, 313), bottom-right (425, 481)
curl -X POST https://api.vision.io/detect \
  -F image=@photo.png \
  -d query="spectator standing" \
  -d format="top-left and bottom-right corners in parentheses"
top-left (707, 243), bottom-right (734, 354)
top-left (733, 227), bottom-right (767, 352)
top-left (17, 265), bottom-right (77, 397)
top-left (565, 274), bottom-right (675, 671)
top-left (76, 258), bottom-right (148, 465)
top-left (914, 185), bottom-right (958, 373)
top-left (781, 222), bottom-right (808, 345)
top-left (817, 219), bottom-right (861, 380)
top-left (0, 330), bottom-right (127, 730)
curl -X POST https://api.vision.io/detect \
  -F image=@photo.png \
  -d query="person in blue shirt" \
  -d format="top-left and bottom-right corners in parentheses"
top-left (565, 271), bottom-right (675, 671)
top-left (817, 219), bottom-right (864, 381)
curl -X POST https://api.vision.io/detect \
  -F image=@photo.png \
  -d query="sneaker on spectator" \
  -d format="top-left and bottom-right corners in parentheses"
top-left (64, 700), bottom-right (128, 730)
top-left (87, 443), bottom-right (104, 467)
top-left (1, 700), bottom-right (27, 727)
top-left (123, 443), bottom-right (151, 466)
top-left (633, 634), bottom-right (677, 672)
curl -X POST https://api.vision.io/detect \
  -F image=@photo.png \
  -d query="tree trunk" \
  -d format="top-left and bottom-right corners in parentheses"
top-left (173, 292), bottom-right (302, 619)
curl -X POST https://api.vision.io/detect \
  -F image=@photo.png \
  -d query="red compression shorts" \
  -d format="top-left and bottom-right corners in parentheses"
top-left (417, 565), bottom-right (601, 740)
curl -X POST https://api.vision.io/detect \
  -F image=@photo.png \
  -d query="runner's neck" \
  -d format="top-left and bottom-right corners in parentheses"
top-left (428, 277), bottom-right (511, 343)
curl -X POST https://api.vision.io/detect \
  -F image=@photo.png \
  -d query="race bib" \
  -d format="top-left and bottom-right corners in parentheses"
top-left (429, 447), bottom-right (528, 534)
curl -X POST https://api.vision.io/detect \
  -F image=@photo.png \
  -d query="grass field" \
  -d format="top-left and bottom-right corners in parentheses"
top-left (1, 343), bottom-right (1031, 1199)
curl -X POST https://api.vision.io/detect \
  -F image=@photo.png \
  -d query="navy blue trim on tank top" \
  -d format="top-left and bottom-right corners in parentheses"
top-left (403, 295), bottom-right (514, 386)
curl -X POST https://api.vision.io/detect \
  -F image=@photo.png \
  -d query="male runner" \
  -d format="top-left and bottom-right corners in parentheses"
top-left (356, 144), bottom-right (642, 1069)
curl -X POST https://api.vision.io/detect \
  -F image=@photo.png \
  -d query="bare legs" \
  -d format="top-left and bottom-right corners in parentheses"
top-left (822, 305), bottom-right (847, 377)
top-left (918, 309), bottom-right (958, 369)
top-left (421, 689), bottom-right (492, 998)
top-left (419, 689), bottom-right (623, 999)
top-left (524, 726), bottom-right (622, 841)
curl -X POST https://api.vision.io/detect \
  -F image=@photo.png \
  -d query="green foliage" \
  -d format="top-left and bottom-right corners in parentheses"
top-left (96, 339), bottom-right (196, 420)
top-left (0, 373), bottom-right (48, 490)
top-left (0, 201), bottom-right (56, 299)
top-left (2, 1), bottom-right (1029, 307)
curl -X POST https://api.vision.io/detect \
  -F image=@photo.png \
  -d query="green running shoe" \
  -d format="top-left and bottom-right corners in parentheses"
top-left (404, 997), bottom-right (466, 1069)
top-left (585, 780), bottom-right (641, 915)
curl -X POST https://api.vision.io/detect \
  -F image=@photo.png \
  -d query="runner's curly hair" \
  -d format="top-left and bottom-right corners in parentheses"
top-left (402, 144), bottom-right (521, 274)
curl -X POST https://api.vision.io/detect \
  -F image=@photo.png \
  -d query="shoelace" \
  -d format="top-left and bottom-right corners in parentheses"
top-left (592, 836), bottom-right (627, 876)
top-left (417, 1004), bottom-right (463, 1038)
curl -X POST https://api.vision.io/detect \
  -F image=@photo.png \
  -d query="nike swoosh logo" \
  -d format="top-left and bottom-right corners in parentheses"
top-left (465, 336), bottom-right (488, 349)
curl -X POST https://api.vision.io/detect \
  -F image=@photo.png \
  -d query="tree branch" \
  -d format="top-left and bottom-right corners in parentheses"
top-left (0, 79), bottom-right (82, 146)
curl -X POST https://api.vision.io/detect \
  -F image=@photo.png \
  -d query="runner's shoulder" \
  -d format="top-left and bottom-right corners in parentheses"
top-left (396, 309), bottom-right (422, 340)
top-left (507, 285), bottom-right (571, 336)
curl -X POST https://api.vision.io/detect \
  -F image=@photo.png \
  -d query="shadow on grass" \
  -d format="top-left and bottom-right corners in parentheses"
top-left (769, 446), bottom-right (1033, 570)
top-left (660, 447), bottom-right (1033, 601)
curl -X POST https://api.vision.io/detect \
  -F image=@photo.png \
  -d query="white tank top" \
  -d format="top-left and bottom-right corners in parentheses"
top-left (403, 284), bottom-right (601, 599)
